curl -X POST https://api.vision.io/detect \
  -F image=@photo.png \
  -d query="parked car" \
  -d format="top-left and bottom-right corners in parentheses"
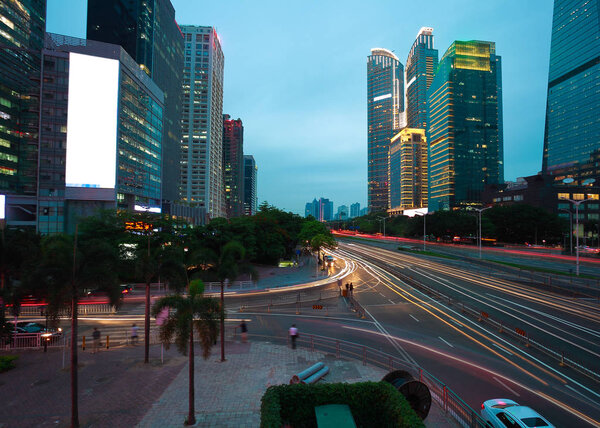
top-left (481, 398), bottom-right (553, 428)
top-left (13, 322), bottom-right (62, 338)
top-left (323, 255), bottom-right (334, 267)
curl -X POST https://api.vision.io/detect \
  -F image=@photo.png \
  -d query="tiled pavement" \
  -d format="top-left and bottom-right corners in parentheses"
top-left (1, 340), bottom-right (456, 427)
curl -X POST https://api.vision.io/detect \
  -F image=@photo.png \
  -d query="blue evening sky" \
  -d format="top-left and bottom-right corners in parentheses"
top-left (47, 0), bottom-right (554, 215)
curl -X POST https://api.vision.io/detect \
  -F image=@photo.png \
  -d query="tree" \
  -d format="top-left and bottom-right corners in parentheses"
top-left (309, 233), bottom-right (337, 262)
top-left (152, 280), bottom-right (219, 425)
top-left (29, 228), bottom-right (121, 428)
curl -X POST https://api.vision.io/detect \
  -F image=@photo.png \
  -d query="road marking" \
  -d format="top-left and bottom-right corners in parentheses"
top-left (438, 336), bottom-right (454, 347)
top-left (492, 343), bottom-right (513, 355)
top-left (493, 376), bottom-right (520, 397)
top-left (388, 299), bottom-right (395, 304)
top-left (379, 292), bottom-right (386, 297)
top-left (565, 385), bottom-right (600, 407)
top-left (409, 314), bottom-right (420, 322)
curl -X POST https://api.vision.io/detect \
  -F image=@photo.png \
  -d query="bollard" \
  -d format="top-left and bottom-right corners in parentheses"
top-left (82, 336), bottom-right (86, 351)
top-left (106, 335), bottom-right (110, 349)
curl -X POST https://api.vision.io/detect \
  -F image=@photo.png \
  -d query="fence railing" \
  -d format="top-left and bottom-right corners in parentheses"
top-left (358, 252), bottom-right (600, 383)
top-left (15, 304), bottom-right (116, 317)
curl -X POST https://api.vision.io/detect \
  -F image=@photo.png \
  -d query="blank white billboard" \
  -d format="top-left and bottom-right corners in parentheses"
top-left (65, 52), bottom-right (120, 189)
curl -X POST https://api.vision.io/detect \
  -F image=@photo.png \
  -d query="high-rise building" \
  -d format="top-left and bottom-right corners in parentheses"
top-left (427, 40), bottom-right (503, 211)
top-left (319, 198), bottom-right (334, 222)
top-left (389, 128), bottom-right (427, 210)
top-left (223, 115), bottom-right (244, 218)
top-left (0, 0), bottom-right (46, 228)
top-left (542, 0), bottom-right (600, 183)
top-left (243, 155), bottom-right (257, 216)
top-left (87, 0), bottom-right (184, 204)
top-left (367, 48), bottom-right (404, 213)
top-left (179, 26), bottom-right (225, 219)
top-left (336, 205), bottom-right (349, 220)
top-left (38, 34), bottom-right (164, 234)
top-left (405, 27), bottom-right (438, 129)
top-left (350, 202), bottom-right (360, 218)
top-left (305, 199), bottom-right (319, 219)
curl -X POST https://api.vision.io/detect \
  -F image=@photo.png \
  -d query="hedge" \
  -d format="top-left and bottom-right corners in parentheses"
top-left (260, 381), bottom-right (425, 428)
top-left (0, 355), bottom-right (18, 373)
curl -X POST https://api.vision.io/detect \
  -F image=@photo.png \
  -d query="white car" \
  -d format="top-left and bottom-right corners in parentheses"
top-left (481, 399), bottom-right (554, 428)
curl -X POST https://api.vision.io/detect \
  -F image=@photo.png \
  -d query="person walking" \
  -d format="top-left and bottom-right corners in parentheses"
top-left (92, 327), bottom-right (100, 354)
top-left (131, 323), bottom-right (139, 345)
top-left (240, 321), bottom-right (248, 343)
top-left (289, 324), bottom-right (298, 349)
top-left (350, 282), bottom-right (354, 296)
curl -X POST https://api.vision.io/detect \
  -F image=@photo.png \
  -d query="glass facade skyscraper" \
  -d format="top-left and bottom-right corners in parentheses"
top-left (243, 155), bottom-right (257, 216)
top-left (427, 40), bottom-right (503, 211)
top-left (223, 114), bottom-right (244, 218)
top-left (179, 26), bottom-right (225, 219)
top-left (367, 48), bottom-right (404, 212)
top-left (389, 128), bottom-right (427, 209)
top-left (406, 27), bottom-right (438, 129)
top-left (87, 0), bottom-right (184, 203)
top-left (542, 0), bottom-right (600, 182)
top-left (0, 0), bottom-right (45, 228)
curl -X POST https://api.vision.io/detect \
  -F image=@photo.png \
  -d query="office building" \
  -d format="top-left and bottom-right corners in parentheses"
top-left (179, 26), bottom-right (225, 219)
top-left (350, 202), bottom-right (360, 218)
top-left (0, 0), bottom-right (46, 228)
top-left (87, 0), bottom-right (184, 204)
top-left (427, 40), bottom-right (503, 211)
top-left (405, 27), bottom-right (438, 129)
top-left (243, 155), bottom-right (257, 216)
top-left (305, 198), bottom-right (319, 219)
top-left (38, 34), bottom-right (164, 234)
top-left (304, 197), bottom-right (333, 221)
top-left (336, 205), bottom-right (349, 220)
top-left (223, 115), bottom-right (244, 218)
top-left (367, 48), bottom-right (404, 212)
top-left (389, 128), bottom-right (427, 210)
top-left (542, 0), bottom-right (600, 184)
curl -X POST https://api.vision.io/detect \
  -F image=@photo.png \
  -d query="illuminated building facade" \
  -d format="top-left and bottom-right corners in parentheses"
top-left (389, 128), bottom-right (427, 210)
top-left (223, 114), bottom-right (244, 218)
top-left (179, 25), bottom-right (225, 219)
top-left (542, 0), bottom-right (600, 184)
top-left (427, 40), bottom-right (503, 211)
top-left (37, 34), bottom-right (164, 234)
top-left (243, 155), bottom-right (257, 216)
top-left (367, 48), bottom-right (404, 213)
top-left (0, 0), bottom-right (46, 228)
top-left (87, 0), bottom-right (184, 204)
top-left (406, 27), bottom-right (438, 129)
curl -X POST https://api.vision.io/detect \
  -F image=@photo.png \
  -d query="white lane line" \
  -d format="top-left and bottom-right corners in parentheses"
top-left (492, 343), bottom-right (513, 356)
top-left (565, 385), bottom-right (600, 408)
top-left (388, 299), bottom-right (395, 304)
top-left (438, 336), bottom-right (454, 347)
top-left (493, 376), bottom-right (520, 397)
top-left (379, 292), bottom-right (386, 297)
top-left (409, 314), bottom-right (420, 322)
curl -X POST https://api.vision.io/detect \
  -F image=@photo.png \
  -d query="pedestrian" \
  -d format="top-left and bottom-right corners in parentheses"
top-left (92, 327), bottom-right (100, 354)
top-left (240, 321), bottom-right (248, 343)
top-left (131, 323), bottom-right (139, 345)
top-left (345, 282), bottom-right (349, 291)
top-left (350, 282), bottom-right (354, 295)
top-left (289, 324), bottom-right (298, 349)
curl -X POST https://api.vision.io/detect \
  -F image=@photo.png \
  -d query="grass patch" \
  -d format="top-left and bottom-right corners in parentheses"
top-left (488, 260), bottom-right (598, 280)
top-left (397, 247), bottom-right (459, 260)
top-left (0, 355), bottom-right (18, 373)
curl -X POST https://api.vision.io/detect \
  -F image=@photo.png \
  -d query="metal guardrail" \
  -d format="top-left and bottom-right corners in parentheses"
top-left (15, 304), bottom-right (116, 316)
top-left (232, 289), bottom-right (341, 312)
top-left (242, 332), bottom-right (487, 428)
top-left (359, 252), bottom-right (600, 383)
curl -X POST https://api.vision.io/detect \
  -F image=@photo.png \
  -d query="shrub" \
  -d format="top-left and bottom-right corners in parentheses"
top-left (260, 381), bottom-right (424, 428)
top-left (0, 355), bottom-right (18, 373)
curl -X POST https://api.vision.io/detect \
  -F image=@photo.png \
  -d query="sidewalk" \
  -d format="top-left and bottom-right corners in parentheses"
top-left (0, 340), bottom-right (456, 428)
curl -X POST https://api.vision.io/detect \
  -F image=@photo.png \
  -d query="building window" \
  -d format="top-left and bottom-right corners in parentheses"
top-left (513, 195), bottom-right (523, 201)
top-left (557, 193), bottom-right (570, 200)
top-left (572, 193), bottom-right (585, 200)
top-left (587, 194), bottom-right (599, 200)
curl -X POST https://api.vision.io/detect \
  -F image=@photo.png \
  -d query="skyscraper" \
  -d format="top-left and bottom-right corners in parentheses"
top-left (389, 128), bottom-right (427, 210)
top-left (0, 0), bottom-right (46, 228)
top-left (223, 114), bottom-right (244, 218)
top-left (350, 202), bottom-right (360, 218)
top-left (367, 48), bottom-right (404, 213)
top-left (405, 27), bottom-right (438, 129)
top-left (179, 26), bottom-right (225, 218)
top-left (305, 199), bottom-right (319, 219)
top-left (243, 155), bottom-right (257, 216)
top-left (87, 0), bottom-right (184, 204)
top-left (542, 0), bottom-right (600, 182)
top-left (427, 40), bottom-right (503, 211)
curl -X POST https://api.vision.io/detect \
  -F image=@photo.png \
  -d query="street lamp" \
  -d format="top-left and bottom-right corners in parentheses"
top-left (377, 216), bottom-right (387, 237)
top-left (561, 197), bottom-right (595, 275)
top-left (415, 212), bottom-right (426, 251)
top-left (471, 207), bottom-right (491, 259)
top-left (558, 208), bottom-right (573, 255)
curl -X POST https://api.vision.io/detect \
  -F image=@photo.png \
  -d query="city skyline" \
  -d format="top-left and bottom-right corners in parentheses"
top-left (47, 0), bottom-right (554, 215)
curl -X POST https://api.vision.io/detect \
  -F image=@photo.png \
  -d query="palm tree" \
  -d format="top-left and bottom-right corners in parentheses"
top-left (195, 241), bottom-right (256, 362)
top-left (152, 279), bottom-right (219, 425)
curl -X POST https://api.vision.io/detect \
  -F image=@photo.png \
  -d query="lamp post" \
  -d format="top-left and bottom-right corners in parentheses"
top-left (378, 216), bottom-right (387, 237)
top-left (415, 212), bottom-right (426, 251)
top-left (558, 208), bottom-right (573, 255)
top-left (562, 197), bottom-right (594, 276)
top-left (472, 207), bottom-right (491, 259)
